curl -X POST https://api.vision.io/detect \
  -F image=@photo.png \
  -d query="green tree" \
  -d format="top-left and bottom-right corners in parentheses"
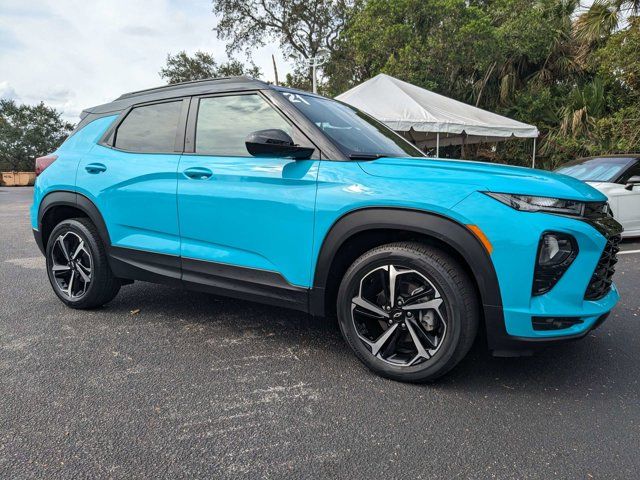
top-left (211, 0), bottom-right (358, 84)
top-left (324, 0), bottom-right (496, 97)
top-left (323, 0), bottom-right (640, 168)
top-left (596, 16), bottom-right (640, 100)
top-left (159, 50), bottom-right (261, 84)
top-left (559, 79), bottom-right (605, 138)
top-left (575, 0), bottom-right (640, 44)
top-left (324, 0), bottom-right (579, 105)
top-left (0, 99), bottom-right (73, 172)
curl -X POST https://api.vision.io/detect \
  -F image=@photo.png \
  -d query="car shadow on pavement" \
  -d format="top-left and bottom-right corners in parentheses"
top-left (436, 328), bottom-right (632, 396)
top-left (106, 282), bottom-right (350, 356)
top-left (104, 282), bottom-right (635, 397)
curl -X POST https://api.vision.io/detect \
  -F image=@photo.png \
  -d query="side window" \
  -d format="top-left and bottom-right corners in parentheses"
top-left (195, 94), bottom-right (295, 156)
top-left (114, 101), bottom-right (182, 153)
top-left (621, 162), bottom-right (640, 183)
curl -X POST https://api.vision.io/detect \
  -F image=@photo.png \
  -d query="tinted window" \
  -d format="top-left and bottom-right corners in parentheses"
top-left (620, 161), bottom-right (640, 183)
top-left (281, 92), bottom-right (423, 159)
top-left (196, 94), bottom-right (293, 156)
top-left (114, 101), bottom-right (182, 153)
top-left (555, 156), bottom-right (636, 182)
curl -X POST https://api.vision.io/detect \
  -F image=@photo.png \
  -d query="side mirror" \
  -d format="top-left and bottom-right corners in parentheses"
top-left (625, 175), bottom-right (640, 191)
top-left (245, 129), bottom-right (314, 160)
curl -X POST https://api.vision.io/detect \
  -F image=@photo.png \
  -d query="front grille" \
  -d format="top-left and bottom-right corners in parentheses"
top-left (584, 233), bottom-right (621, 300)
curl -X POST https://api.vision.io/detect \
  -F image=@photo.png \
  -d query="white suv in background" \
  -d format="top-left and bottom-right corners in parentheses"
top-left (556, 155), bottom-right (640, 238)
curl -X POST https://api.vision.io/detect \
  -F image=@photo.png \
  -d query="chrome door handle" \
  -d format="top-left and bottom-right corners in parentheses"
top-left (85, 163), bottom-right (107, 174)
top-left (183, 167), bottom-right (213, 180)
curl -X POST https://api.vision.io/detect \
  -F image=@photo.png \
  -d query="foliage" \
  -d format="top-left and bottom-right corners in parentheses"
top-left (319, 0), bottom-right (640, 168)
top-left (211, 0), bottom-right (358, 82)
top-left (0, 99), bottom-right (73, 172)
top-left (596, 16), bottom-right (640, 96)
top-left (575, 0), bottom-right (640, 44)
top-left (559, 79), bottom-right (605, 138)
top-left (159, 51), bottom-right (261, 84)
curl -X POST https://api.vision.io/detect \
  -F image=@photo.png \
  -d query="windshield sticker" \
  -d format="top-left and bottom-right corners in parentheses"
top-left (282, 92), bottom-right (310, 105)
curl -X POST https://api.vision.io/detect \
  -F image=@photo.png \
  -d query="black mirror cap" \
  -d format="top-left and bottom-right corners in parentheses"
top-left (245, 129), bottom-right (315, 160)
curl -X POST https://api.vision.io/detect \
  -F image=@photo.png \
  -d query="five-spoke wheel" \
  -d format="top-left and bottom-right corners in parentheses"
top-left (337, 242), bottom-right (479, 382)
top-left (351, 265), bottom-right (447, 366)
top-left (45, 218), bottom-right (121, 309)
top-left (50, 231), bottom-right (93, 300)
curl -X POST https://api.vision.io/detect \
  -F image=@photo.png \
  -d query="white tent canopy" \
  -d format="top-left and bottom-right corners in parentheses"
top-left (336, 74), bottom-right (539, 164)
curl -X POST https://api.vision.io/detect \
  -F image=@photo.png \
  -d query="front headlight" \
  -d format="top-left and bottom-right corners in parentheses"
top-left (484, 192), bottom-right (585, 216)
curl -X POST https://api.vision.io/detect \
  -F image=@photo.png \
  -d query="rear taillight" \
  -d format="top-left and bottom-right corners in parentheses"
top-left (35, 154), bottom-right (58, 176)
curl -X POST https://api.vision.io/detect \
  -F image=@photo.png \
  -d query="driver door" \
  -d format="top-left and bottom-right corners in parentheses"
top-left (176, 93), bottom-right (320, 289)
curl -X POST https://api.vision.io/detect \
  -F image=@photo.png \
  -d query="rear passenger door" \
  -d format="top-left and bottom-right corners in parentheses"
top-left (177, 92), bottom-right (320, 289)
top-left (77, 99), bottom-right (187, 279)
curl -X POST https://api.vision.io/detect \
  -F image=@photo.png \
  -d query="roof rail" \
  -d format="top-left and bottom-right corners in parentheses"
top-left (116, 76), bottom-right (256, 100)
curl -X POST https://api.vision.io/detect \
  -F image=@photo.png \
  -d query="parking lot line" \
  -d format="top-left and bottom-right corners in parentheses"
top-left (619, 249), bottom-right (640, 255)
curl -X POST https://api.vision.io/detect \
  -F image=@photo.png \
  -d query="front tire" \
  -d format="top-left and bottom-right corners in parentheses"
top-left (46, 217), bottom-right (120, 309)
top-left (337, 241), bottom-right (479, 382)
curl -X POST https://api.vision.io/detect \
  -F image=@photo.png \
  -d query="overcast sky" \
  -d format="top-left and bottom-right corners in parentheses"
top-left (0, 0), bottom-right (292, 122)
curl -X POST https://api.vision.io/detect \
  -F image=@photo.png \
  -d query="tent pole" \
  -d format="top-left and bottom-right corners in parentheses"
top-left (436, 133), bottom-right (440, 158)
top-left (532, 137), bottom-right (537, 168)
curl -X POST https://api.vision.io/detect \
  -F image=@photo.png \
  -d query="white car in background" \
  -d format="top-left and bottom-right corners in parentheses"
top-left (556, 155), bottom-right (640, 238)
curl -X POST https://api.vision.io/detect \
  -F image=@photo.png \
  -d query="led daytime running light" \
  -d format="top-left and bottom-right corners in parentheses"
top-left (485, 192), bottom-right (584, 216)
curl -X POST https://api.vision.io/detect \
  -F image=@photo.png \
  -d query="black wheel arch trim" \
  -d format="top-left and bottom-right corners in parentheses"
top-left (36, 191), bottom-right (111, 255)
top-left (310, 207), bottom-right (507, 347)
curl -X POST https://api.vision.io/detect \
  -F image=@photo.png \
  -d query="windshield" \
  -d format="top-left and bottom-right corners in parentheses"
top-left (555, 157), bottom-right (636, 182)
top-left (280, 91), bottom-right (424, 159)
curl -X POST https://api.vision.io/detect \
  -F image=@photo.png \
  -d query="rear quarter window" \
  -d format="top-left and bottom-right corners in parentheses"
top-left (114, 101), bottom-right (183, 153)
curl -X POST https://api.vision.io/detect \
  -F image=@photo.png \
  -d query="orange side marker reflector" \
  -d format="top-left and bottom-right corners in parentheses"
top-left (466, 225), bottom-right (493, 255)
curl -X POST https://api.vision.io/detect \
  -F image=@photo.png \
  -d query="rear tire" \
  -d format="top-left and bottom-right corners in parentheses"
top-left (337, 241), bottom-right (479, 383)
top-left (46, 217), bottom-right (120, 309)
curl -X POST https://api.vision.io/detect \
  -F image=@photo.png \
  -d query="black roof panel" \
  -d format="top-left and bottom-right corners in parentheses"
top-left (84, 76), bottom-right (271, 115)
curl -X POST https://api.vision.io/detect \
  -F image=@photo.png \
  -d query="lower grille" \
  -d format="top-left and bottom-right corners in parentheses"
top-left (532, 316), bottom-right (583, 331)
top-left (584, 233), bottom-right (621, 300)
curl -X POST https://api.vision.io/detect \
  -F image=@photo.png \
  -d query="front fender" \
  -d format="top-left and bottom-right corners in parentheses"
top-left (310, 207), bottom-right (503, 330)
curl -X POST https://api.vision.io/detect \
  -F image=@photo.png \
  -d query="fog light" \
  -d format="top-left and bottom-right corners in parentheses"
top-left (532, 232), bottom-right (578, 295)
top-left (538, 233), bottom-right (574, 266)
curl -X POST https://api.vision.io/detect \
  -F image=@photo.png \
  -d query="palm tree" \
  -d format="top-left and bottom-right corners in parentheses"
top-left (575, 0), bottom-right (640, 44)
top-left (529, 0), bottom-right (582, 88)
top-left (559, 78), bottom-right (605, 137)
top-left (472, 0), bottom-right (581, 108)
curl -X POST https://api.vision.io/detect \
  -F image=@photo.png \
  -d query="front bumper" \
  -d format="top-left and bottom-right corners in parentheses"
top-left (484, 294), bottom-right (616, 356)
top-left (452, 192), bottom-right (622, 354)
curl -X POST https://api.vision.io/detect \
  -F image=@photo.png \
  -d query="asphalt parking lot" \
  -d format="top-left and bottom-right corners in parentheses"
top-left (1, 186), bottom-right (639, 479)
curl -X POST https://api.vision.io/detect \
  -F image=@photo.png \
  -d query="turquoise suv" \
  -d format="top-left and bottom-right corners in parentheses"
top-left (31, 77), bottom-right (622, 382)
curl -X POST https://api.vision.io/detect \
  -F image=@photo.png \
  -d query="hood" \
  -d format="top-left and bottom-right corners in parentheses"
top-left (358, 157), bottom-right (607, 202)
top-left (585, 181), bottom-right (619, 188)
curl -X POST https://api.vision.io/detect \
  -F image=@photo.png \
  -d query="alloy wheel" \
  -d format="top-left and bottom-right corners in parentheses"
top-left (350, 264), bottom-right (447, 367)
top-left (49, 231), bottom-right (93, 300)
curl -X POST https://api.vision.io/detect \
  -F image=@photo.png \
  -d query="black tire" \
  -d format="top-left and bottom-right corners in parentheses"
top-left (337, 241), bottom-right (479, 383)
top-left (45, 217), bottom-right (120, 309)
